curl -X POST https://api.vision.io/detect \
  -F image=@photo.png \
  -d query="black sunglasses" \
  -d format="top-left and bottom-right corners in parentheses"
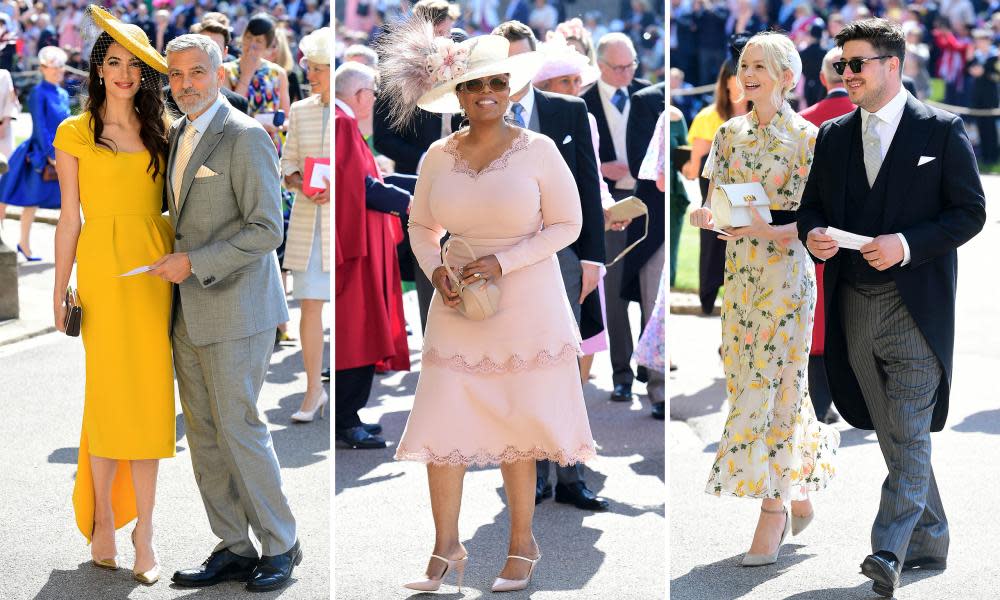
top-left (457, 76), bottom-right (509, 94)
top-left (832, 55), bottom-right (892, 75)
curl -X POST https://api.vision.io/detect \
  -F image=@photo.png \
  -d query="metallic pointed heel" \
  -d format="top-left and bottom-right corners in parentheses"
top-left (91, 558), bottom-right (119, 570)
top-left (402, 554), bottom-right (468, 592)
top-left (131, 529), bottom-right (160, 584)
top-left (741, 506), bottom-right (790, 567)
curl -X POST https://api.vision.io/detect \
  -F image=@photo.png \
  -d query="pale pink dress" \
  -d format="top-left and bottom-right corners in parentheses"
top-left (395, 129), bottom-right (597, 467)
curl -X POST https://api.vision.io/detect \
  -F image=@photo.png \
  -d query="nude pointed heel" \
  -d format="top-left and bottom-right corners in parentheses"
top-left (403, 554), bottom-right (468, 592)
top-left (491, 554), bottom-right (541, 592)
top-left (791, 509), bottom-right (814, 536)
top-left (742, 506), bottom-right (790, 567)
top-left (131, 529), bottom-right (160, 584)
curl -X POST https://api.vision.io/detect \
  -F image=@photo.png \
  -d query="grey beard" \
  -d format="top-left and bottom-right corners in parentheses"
top-left (176, 87), bottom-right (217, 116)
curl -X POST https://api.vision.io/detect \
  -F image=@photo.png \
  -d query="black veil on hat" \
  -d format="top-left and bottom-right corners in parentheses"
top-left (82, 4), bottom-right (167, 92)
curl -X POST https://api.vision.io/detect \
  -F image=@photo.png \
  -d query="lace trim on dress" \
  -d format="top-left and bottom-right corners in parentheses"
top-left (422, 342), bottom-right (579, 374)
top-left (395, 443), bottom-right (597, 467)
top-left (443, 130), bottom-right (530, 179)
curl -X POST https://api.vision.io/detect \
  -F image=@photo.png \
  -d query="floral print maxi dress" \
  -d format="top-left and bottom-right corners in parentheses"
top-left (703, 103), bottom-right (839, 501)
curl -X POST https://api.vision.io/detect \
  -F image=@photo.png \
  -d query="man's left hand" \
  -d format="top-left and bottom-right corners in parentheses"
top-left (860, 234), bottom-right (904, 271)
top-left (150, 252), bottom-right (193, 283)
top-left (580, 262), bottom-right (601, 304)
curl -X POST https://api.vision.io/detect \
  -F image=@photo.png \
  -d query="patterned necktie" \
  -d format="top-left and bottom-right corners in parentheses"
top-left (510, 102), bottom-right (525, 128)
top-left (612, 88), bottom-right (627, 112)
top-left (863, 113), bottom-right (882, 187)
top-left (172, 123), bottom-right (198, 209)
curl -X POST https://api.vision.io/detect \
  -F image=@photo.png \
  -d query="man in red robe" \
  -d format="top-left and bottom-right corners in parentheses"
top-left (334, 62), bottom-right (410, 449)
top-left (799, 46), bottom-right (856, 425)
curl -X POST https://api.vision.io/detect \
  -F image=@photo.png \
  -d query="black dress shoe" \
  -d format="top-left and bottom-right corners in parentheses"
top-left (535, 479), bottom-right (553, 505)
top-left (554, 482), bottom-right (609, 511)
top-left (246, 540), bottom-right (302, 592)
top-left (903, 556), bottom-right (947, 571)
top-left (321, 368), bottom-right (330, 382)
top-left (651, 402), bottom-right (665, 420)
top-left (609, 384), bottom-right (632, 402)
top-left (171, 548), bottom-right (258, 587)
top-left (361, 422), bottom-right (383, 436)
top-left (860, 551), bottom-right (901, 598)
top-left (335, 426), bottom-right (387, 449)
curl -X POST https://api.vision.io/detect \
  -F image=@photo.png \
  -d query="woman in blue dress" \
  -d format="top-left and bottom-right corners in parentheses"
top-left (0, 45), bottom-right (70, 261)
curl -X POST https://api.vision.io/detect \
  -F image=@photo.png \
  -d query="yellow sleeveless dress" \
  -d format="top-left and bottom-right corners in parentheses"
top-left (54, 113), bottom-right (176, 542)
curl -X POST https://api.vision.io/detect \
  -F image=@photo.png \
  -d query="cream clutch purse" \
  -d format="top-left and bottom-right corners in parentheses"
top-left (441, 238), bottom-right (501, 321)
top-left (711, 182), bottom-right (772, 229)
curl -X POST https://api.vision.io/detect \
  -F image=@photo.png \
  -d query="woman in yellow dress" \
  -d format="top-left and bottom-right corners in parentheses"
top-left (689, 32), bottom-right (839, 567)
top-left (51, 7), bottom-right (172, 585)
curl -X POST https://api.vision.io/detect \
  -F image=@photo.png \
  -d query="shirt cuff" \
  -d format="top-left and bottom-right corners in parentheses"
top-left (896, 233), bottom-right (911, 266)
top-left (580, 260), bottom-right (603, 267)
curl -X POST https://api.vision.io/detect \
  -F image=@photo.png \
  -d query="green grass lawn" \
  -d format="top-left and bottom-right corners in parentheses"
top-left (672, 205), bottom-right (700, 293)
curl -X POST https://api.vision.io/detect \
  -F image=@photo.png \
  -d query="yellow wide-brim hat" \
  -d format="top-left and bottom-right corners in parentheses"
top-left (88, 5), bottom-right (168, 74)
top-left (416, 36), bottom-right (543, 114)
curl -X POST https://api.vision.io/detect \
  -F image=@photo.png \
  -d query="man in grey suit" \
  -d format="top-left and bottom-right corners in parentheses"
top-left (798, 19), bottom-right (985, 598)
top-left (150, 34), bottom-right (301, 592)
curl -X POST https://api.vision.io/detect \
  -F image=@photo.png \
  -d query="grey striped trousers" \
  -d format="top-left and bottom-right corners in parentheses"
top-left (840, 281), bottom-right (949, 562)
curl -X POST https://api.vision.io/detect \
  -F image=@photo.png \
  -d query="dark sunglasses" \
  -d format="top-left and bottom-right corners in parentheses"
top-left (832, 55), bottom-right (892, 75)
top-left (457, 76), bottom-right (509, 93)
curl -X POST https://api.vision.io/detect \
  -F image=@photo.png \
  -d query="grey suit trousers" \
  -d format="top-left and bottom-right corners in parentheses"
top-left (605, 189), bottom-right (635, 386)
top-left (537, 247), bottom-right (586, 486)
top-left (173, 308), bottom-right (297, 557)
top-left (840, 282), bottom-right (948, 562)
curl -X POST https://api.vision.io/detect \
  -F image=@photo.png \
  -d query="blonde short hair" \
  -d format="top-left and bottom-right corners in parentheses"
top-left (736, 32), bottom-right (801, 109)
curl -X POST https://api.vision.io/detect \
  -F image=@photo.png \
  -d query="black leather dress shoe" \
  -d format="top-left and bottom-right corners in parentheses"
top-left (651, 402), bottom-right (665, 420)
top-left (535, 479), bottom-right (553, 505)
top-left (903, 556), bottom-right (947, 571)
top-left (609, 384), bottom-right (632, 402)
top-left (171, 549), bottom-right (258, 587)
top-left (860, 551), bottom-right (901, 598)
top-left (361, 422), bottom-right (383, 436)
top-left (335, 426), bottom-right (387, 449)
top-left (246, 540), bottom-right (302, 592)
top-left (554, 482), bottom-right (609, 511)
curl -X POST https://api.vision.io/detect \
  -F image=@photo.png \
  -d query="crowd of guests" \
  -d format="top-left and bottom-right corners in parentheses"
top-left (0, 3), bottom-right (332, 422)
top-left (671, 0), bottom-right (1000, 164)
top-left (335, 0), bottom-right (666, 520)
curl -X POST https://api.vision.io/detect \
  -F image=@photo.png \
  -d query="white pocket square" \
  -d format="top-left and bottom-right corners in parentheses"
top-left (562, 134), bottom-right (572, 144)
top-left (918, 156), bottom-right (936, 166)
top-left (195, 165), bottom-right (219, 178)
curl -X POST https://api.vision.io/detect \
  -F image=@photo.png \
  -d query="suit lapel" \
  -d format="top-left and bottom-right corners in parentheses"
top-left (831, 108), bottom-right (862, 226)
top-left (177, 103), bottom-right (231, 215)
top-left (881, 96), bottom-right (932, 231)
top-left (165, 119), bottom-right (183, 218)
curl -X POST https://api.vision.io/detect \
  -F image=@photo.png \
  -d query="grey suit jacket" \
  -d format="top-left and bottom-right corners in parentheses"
top-left (166, 101), bottom-right (289, 346)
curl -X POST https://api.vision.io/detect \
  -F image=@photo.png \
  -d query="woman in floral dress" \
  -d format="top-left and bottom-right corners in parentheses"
top-left (689, 32), bottom-right (840, 567)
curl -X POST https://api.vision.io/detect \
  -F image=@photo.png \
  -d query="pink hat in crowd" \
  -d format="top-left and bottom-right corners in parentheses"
top-left (531, 31), bottom-right (599, 87)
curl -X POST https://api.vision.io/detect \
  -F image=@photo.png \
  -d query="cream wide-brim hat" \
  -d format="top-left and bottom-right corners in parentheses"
top-left (416, 35), bottom-right (543, 114)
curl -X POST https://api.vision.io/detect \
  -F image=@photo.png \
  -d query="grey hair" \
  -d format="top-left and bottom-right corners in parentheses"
top-left (596, 32), bottom-right (636, 61)
top-left (166, 34), bottom-right (223, 71)
top-left (335, 62), bottom-right (377, 99)
top-left (821, 46), bottom-right (843, 85)
top-left (343, 44), bottom-right (378, 68)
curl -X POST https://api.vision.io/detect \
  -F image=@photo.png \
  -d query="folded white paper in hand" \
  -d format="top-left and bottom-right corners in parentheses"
top-left (825, 227), bottom-right (874, 251)
top-left (120, 265), bottom-right (152, 277)
top-left (309, 162), bottom-right (330, 190)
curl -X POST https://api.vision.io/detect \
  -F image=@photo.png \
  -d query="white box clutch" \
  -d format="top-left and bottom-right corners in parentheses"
top-left (711, 182), bottom-right (773, 229)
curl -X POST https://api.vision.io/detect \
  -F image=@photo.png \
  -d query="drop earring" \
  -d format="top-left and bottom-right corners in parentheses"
top-left (99, 76), bottom-right (103, 85)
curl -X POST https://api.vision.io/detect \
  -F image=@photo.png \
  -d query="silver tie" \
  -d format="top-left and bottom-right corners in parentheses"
top-left (863, 114), bottom-right (882, 187)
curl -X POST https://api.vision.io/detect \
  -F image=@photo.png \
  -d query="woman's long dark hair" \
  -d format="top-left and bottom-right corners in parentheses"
top-left (85, 32), bottom-right (169, 181)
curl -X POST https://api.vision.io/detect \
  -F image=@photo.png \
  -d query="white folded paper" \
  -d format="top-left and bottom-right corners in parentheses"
top-left (119, 265), bottom-right (152, 277)
top-left (825, 227), bottom-right (873, 251)
top-left (309, 162), bottom-right (330, 189)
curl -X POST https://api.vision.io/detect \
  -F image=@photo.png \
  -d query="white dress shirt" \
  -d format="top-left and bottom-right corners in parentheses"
top-left (172, 93), bottom-right (225, 194)
top-left (859, 86), bottom-right (912, 265)
top-left (508, 85), bottom-right (535, 126)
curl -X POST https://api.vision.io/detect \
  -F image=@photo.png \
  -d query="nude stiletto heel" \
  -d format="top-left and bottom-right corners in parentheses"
top-left (403, 554), bottom-right (468, 592)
